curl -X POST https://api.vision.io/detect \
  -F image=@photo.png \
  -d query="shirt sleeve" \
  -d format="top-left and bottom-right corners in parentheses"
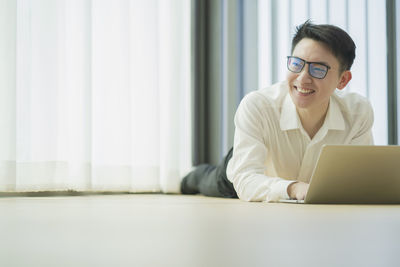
top-left (226, 93), bottom-right (293, 202)
top-left (350, 100), bottom-right (374, 145)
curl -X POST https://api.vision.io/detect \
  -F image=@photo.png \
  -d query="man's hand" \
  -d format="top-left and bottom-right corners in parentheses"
top-left (287, 181), bottom-right (309, 200)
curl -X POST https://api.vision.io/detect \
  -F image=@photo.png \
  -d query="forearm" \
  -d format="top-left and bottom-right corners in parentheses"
top-left (230, 171), bottom-right (294, 202)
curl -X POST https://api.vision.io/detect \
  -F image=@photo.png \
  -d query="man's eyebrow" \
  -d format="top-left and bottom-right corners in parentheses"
top-left (292, 56), bottom-right (331, 66)
top-left (310, 60), bottom-right (330, 66)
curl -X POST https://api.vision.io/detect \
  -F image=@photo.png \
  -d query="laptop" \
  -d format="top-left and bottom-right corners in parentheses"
top-left (279, 145), bottom-right (400, 204)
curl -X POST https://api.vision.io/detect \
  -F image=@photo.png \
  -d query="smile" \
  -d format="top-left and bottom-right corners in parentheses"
top-left (295, 86), bottom-right (315, 95)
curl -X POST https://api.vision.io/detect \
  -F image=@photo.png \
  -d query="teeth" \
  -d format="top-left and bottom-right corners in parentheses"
top-left (296, 87), bottom-right (314, 94)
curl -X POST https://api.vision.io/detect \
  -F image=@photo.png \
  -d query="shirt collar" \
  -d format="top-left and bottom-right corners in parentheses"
top-left (324, 95), bottom-right (345, 130)
top-left (280, 94), bottom-right (301, 131)
top-left (280, 93), bottom-right (345, 131)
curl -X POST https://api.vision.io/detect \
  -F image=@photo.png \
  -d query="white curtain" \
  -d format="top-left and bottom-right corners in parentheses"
top-left (0, 0), bottom-right (192, 193)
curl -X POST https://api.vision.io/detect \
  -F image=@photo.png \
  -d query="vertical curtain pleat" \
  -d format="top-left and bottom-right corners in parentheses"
top-left (0, 0), bottom-right (17, 191)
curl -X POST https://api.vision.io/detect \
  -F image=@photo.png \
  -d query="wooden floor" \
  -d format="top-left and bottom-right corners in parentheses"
top-left (0, 194), bottom-right (399, 267)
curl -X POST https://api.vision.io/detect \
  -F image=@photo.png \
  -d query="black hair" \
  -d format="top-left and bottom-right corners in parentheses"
top-left (291, 20), bottom-right (356, 73)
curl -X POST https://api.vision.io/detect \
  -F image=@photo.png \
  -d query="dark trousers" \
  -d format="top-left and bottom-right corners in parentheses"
top-left (180, 147), bottom-right (238, 198)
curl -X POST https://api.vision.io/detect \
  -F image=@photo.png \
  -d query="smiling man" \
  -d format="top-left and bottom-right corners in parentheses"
top-left (181, 21), bottom-right (374, 202)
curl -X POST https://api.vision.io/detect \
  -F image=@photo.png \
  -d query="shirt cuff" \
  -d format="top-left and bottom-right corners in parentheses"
top-left (265, 179), bottom-right (296, 202)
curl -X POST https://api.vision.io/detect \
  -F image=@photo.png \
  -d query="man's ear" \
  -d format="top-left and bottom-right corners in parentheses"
top-left (337, 71), bottom-right (352, 90)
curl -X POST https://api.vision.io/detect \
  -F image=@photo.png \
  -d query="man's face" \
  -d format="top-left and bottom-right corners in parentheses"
top-left (286, 38), bottom-right (347, 113)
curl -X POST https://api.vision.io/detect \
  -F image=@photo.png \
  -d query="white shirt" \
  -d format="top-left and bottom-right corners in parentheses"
top-left (226, 81), bottom-right (374, 202)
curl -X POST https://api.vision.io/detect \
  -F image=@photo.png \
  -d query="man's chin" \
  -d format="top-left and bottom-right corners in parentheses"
top-left (289, 89), bottom-right (314, 109)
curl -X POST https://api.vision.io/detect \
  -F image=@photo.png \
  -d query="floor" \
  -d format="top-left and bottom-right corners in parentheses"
top-left (0, 194), bottom-right (399, 267)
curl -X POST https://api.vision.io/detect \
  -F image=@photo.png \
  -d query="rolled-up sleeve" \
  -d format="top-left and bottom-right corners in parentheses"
top-left (226, 93), bottom-right (293, 202)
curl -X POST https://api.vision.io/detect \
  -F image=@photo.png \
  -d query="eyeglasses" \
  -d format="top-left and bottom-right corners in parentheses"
top-left (287, 56), bottom-right (331, 79)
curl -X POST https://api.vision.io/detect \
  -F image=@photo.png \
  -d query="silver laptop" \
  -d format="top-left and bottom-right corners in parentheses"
top-left (280, 145), bottom-right (400, 204)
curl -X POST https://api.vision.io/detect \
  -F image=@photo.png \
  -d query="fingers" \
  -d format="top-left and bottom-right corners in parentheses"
top-left (296, 182), bottom-right (309, 200)
top-left (288, 181), bottom-right (310, 200)
top-left (297, 192), bottom-right (306, 200)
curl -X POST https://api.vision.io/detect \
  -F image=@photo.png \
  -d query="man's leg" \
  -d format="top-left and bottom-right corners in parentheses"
top-left (180, 147), bottom-right (237, 198)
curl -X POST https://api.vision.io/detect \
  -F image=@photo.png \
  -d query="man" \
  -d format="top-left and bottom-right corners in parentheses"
top-left (181, 21), bottom-right (374, 202)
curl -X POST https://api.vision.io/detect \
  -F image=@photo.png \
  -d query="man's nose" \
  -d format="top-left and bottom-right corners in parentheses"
top-left (296, 65), bottom-right (312, 83)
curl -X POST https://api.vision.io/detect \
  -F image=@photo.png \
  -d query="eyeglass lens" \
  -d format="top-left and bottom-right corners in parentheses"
top-left (287, 57), bottom-right (328, 79)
